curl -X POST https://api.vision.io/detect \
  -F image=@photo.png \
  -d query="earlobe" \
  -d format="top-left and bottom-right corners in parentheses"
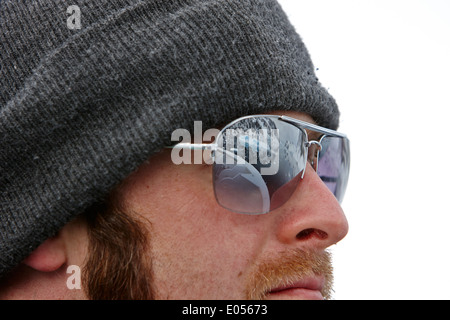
top-left (22, 235), bottom-right (66, 272)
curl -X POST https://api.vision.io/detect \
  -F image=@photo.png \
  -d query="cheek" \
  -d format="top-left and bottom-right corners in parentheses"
top-left (121, 158), bottom-right (268, 299)
top-left (148, 182), bottom-right (257, 299)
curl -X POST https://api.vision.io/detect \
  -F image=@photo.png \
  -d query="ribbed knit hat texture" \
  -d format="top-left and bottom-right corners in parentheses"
top-left (0, 0), bottom-right (340, 278)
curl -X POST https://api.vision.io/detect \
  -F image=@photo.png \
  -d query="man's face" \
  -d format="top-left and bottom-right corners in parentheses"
top-left (115, 110), bottom-right (348, 299)
top-left (0, 111), bottom-right (348, 300)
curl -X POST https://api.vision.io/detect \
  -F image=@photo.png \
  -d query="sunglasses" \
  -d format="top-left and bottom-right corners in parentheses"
top-left (171, 115), bottom-right (350, 214)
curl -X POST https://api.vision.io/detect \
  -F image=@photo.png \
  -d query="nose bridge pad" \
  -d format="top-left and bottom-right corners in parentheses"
top-left (306, 141), bottom-right (322, 172)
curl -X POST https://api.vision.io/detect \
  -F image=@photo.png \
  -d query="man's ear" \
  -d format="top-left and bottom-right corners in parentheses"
top-left (22, 234), bottom-right (66, 272)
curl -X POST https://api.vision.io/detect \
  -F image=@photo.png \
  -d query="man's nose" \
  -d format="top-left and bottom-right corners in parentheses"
top-left (274, 163), bottom-right (349, 251)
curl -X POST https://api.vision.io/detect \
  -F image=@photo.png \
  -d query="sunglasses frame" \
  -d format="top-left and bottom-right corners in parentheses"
top-left (171, 114), bottom-right (348, 169)
top-left (170, 115), bottom-right (349, 212)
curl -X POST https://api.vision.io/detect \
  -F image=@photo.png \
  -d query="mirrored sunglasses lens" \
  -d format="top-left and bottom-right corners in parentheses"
top-left (213, 117), bottom-right (306, 214)
top-left (317, 136), bottom-right (350, 202)
top-left (213, 150), bottom-right (271, 214)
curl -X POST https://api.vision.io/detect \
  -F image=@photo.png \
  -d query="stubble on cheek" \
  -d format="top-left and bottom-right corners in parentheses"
top-left (83, 201), bottom-right (155, 300)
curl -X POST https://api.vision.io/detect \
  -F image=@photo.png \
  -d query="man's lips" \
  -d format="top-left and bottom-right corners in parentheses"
top-left (267, 276), bottom-right (325, 300)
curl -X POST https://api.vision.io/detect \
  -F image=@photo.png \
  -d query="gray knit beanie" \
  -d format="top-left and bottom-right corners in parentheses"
top-left (0, 0), bottom-right (340, 278)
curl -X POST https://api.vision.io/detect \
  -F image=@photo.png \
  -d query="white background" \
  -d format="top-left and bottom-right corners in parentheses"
top-left (278, 0), bottom-right (450, 299)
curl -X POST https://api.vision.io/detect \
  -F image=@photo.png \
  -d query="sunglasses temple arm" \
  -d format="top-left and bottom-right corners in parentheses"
top-left (168, 143), bottom-right (216, 151)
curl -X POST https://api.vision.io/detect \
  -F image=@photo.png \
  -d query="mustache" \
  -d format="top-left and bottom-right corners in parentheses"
top-left (245, 249), bottom-right (333, 300)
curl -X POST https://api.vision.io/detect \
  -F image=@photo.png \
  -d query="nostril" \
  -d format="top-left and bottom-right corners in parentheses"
top-left (296, 228), bottom-right (314, 240)
top-left (296, 228), bottom-right (328, 241)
